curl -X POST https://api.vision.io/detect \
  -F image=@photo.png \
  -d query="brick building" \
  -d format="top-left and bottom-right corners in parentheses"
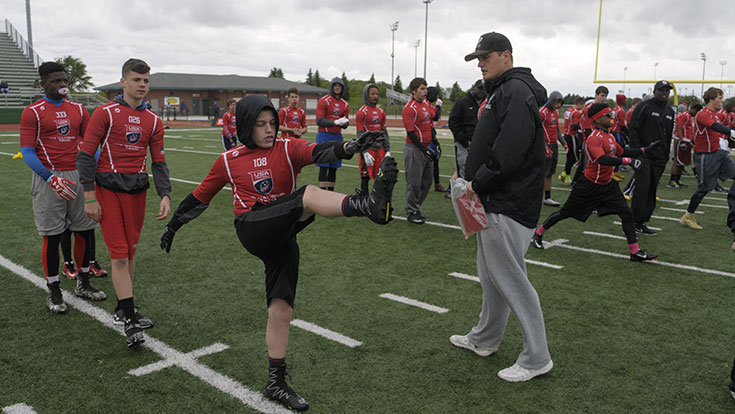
top-left (96, 73), bottom-right (329, 116)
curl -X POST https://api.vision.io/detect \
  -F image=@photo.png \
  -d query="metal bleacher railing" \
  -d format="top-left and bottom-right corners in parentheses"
top-left (2, 18), bottom-right (42, 68)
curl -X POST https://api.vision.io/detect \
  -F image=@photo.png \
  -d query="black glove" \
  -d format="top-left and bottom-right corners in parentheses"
top-left (433, 140), bottom-right (442, 158)
top-left (422, 145), bottom-right (437, 161)
top-left (345, 131), bottom-right (381, 154)
top-left (644, 140), bottom-right (661, 153)
top-left (630, 158), bottom-right (642, 169)
top-left (160, 226), bottom-right (176, 253)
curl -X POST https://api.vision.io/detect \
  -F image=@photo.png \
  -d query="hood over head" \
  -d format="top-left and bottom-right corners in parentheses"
top-left (677, 104), bottom-right (687, 113)
top-left (616, 94), bottom-right (626, 105)
top-left (363, 83), bottom-right (379, 106)
top-left (236, 95), bottom-right (279, 149)
top-left (487, 67), bottom-right (547, 108)
top-left (330, 77), bottom-right (345, 100)
top-left (426, 86), bottom-right (440, 103)
top-left (545, 91), bottom-right (563, 108)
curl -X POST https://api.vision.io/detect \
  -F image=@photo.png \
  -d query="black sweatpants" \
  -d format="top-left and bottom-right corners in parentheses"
top-left (630, 159), bottom-right (665, 225)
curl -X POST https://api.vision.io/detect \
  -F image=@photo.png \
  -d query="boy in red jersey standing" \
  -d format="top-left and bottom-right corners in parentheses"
top-left (222, 98), bottom-right (238, 150)
top-left (315, 77), bottom-right (350, 190)
top-left (355, 83), bottom-right (390, 193)
top-left (77, 58), bottom-right (171, 348)
top-left (532, 103), bottom-right (659, 262)
top-left (539, 90), bottom-right (563, 206)
top-left (20, 62), bottom-right (107, 313)
top-left (159, 94), bottom-right (397, 411)
top-left (279, 87), bottom-right (308, 139)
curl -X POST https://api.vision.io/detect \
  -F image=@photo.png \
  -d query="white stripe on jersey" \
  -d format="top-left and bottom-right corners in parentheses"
top-left (222, 150), bottom-right (249, 211)
top-left (29, 102), bottom-right (56, 171)
top-left (279, 138), bottom-right (297, 193)
top-left (102, 104), bottom-right (118, 173)
top-left (407, 100), bottom-right (423, 142)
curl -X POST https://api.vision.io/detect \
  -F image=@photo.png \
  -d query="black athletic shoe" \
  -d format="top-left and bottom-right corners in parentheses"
top-left (124, 319), bottom-right (145, 348)
top-left (630, 249), bottom-right (659, 262)
top-left (634, 224), bottom-right (657, 236)
top-left (407, 212), bottom-right (425, 224)
top-left (681, 168), bottom-right (691, 176)
top-left (715, 185), bottom-right (727, 193)
top-left (114, 308), bottom-right (154, 329)
top-left (346, 157), bottom-right (398, 225)
top-left (532, 233), bottom-right (544, 249)
top-left (666, 181), bottom-right (679, 189)
top-left (729, 380), bottom-right (735, 401)
top-left (676, 181), bottom-right (688, 188)
top-left (265, 363), bottom-right (309, 411)
top-left (46, 282), bottom-right (68, 314)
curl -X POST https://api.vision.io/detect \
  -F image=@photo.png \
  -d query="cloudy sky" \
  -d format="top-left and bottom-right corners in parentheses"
top-left (3, 0), bottom-right (735, 99)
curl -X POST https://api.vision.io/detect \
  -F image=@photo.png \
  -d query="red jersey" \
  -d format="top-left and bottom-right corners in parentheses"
top-left (316, 94), bottom-right (349, 134)
top-left (192, 138), bottom-right (315, 216)
top-left (626, 107), bottom-right (635, 125)
top-left (584, 128), bottom-right (623, 185)
top-left (580, 103), bottom-right (594, 133)
top-left (675, 112), bottom-right (693, 141)
top-left (727, 111), bottom-right (735, 128)
top-left (356, 104), bottom-right (386, 133)
top-left (539, 106), bottom-right (559, 144)
top-left (693, 107), bottom-right (725, 153)
top-left (278, 105), bottom-right (307, 139)
top-left (402, 98), bottom-right (435, 145)
top-left (81, 101), bottom-right (166, 174)
top-left (20, 98), bottom-right (90, 171)
top-left (222, 111), bottom-right (236, 137)
top-left (611, 105), bottom-right (626, 133)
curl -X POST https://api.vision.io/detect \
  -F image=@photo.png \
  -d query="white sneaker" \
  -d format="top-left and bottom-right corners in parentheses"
top-left (731, 390), bottom-right (735, 401)
top-left (543, 198), bottom-right (560, 207)
top-left (449, 335), bottom-right (497, 357)
top-left (497, 360), bottom-right (553, 382)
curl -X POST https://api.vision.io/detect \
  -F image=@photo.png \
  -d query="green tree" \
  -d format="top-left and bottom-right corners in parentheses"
top-left (393, 75), bottom-right (403, 92)
top-left (341, 72), bottom-right (350, 100)
top-left (54, 55), bottom-right (93, 92)
top-left (449, 81), bottom-right (465, 101)
top-left (306, 68), bottom-right (314, 85)
top-left (563, 93), bottom-right (583, 105)
top-left (314, 70), bottom-right (322, 87)
top-left (268, 67), bottom-right (284, 78)
top-left (369, 73), bottom-right (376, 84)
top-left (678, 95), bottom-right (702, 107)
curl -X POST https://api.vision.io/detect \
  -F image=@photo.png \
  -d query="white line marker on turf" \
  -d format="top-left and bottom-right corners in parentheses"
top-left (378, 293), bottom-right (449, 314)
top-left (128, 342), bottom-right (230, 376)
top-left (651, 215), bottom-right (683, 222)
top-left (582, 231), bottom-right (627, 240)
top-left (449, 272), bottom-right (480, 283)
top-left (524, 259), bottom-right (564, 269)
top-left (614, 221), bottom-right (661, 231)
top-left (0, 254), bottom-right (291, 414)
top-left (290, 319), bottom-right (363, 348)
top-left (660, 207), bottom-right (703, 214)
top-left (2, 403), bottom-right (37, 414)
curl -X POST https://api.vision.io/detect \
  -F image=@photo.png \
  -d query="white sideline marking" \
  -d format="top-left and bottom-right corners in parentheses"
top-left (614, 221), bottom-right (661, 231)
top-left (543, 239), bottom-right (735, 278)
top-left (651, 215), bottom-right (684, 222)
top-left (290, 319), bottom-right (363, 348)
top-left (449, 272), bottom-right (480, 283)
top-left (550, 186), bottom-right (572, 192)
top-left (183, 146), bottom-right (195, 149)
top-left (660, 207), bottom-right (703, 214)
top-left (392, 215), bottom-right (462, 230)
top-left (1, 141), bottom-right (19, 144)
top-left (128, 342), bottom-right (230, 376)
top-left (0, 254), bottom-right (291, 414)
top-left (583, 231), bottom-right (626, 240)
top-left (0, 133), bottom-right (20, 137)
top-left (0, 151), bottom-right (17, 156)
top-left (2, 403), bottom-right (37, 414)
top-left (524, 259), bottom-right (564, 269)
top-left (378, 293), bottom-right (449, 314)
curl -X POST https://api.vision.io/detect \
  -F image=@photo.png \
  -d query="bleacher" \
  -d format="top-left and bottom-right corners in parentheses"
top-left (0, 19), bottom-right (43, 107)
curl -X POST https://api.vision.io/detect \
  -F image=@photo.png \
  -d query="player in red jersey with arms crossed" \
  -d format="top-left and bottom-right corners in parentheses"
top-left (532, 103), bottom-right (659, 262)
top-left (279, 87), bottom-right (308, 139)
top-left (355, 82), bottom-right (390, 194)
top-left (539, 91), bottom-right (563, 206)
top-left (680, 87), bottom-right (735, 229)
top-left (315, 77), bottom-right (349, 190)
top-left (668, 103), bottom-right (701, 188)
top-left (221, 98), bottom-right (238, 150)
top-left (159, 95), bottom-right (397, 411)
top-left (77, 58), bottom-right (172, 347)
top-left (20, 62), bottom-right (107, 313)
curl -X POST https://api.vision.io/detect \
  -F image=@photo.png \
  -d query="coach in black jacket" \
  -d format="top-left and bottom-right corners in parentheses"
top-left (448, 79), bottom-right (485, 178)
top-left (627, 80), bottom-right (673, 234)
top-left (450, 32), bottom-right (552, 383)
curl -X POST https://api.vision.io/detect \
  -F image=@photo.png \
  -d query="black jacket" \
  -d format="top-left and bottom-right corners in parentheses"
top-left (465, 67), bottom-right (547, 228)
top-left (628, 97), bottom-right (674, 164)
top-left (448, 92), bottom-right (482, 147)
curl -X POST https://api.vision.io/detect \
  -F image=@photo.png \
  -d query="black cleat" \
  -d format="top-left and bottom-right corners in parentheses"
top-left (407, 212), bottom-right (425, 224)
top-left (630, 249), bottom-right (659, 262)
top-left (265, 363), bottom-right (309, 411)
top-left (676, 181), bottom-right (688, 188)
top-left (46, 282), bottom-right (68, 314)
top-left (114, 308), bottom-right (154, 329)
top-left (124, 319), bottom-right (145, 348)
top-left (532, 233), bottom-right (544, 249)
top-left (346, 157), bottom-right (398, 224)
top-left (634, 224), bottom-right (657, 236)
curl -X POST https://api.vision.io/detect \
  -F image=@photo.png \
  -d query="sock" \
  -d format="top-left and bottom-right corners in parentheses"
top-left (341, 196), bottom-right (355, 217)
top-left (78, 270), bottom-right (90, 285)
top-left (320, 186), bottom-right (328, 190)
top-left (628, 242), bottom-right (639, 254)
top-left (544, 190), bottom-right (551, 199)
top-left (360, 177), bottom-right (370, 194)
top-left (47, 275), bottom-right (60, 284)
top-left (685, 211), bottom-right (694, 217)
top-left (268, 356), bottom-right (285, 369)
top-left (327, 186), bottom-right (334, 191)
top-left (536, 226), bottom-right (546, 236)
top-left (118, 297), bottom-right (136, 321)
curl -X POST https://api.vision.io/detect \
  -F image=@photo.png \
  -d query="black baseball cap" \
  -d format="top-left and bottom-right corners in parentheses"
top-left (654, 80), bottom-right (673, 90)
top-left (464, 32), bottom-right (513, 61)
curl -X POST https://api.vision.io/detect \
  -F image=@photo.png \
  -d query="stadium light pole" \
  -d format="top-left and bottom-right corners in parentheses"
top-left (390, 21), bottom-right (399, 90)
top-left (414, 39), bottom-right (421, 78)
top-left (25, 0), bottom-right (33, 47)
top-left (423, 0), bottom-right (433, 79)
top-left (700, 53), bottom-right (707, 98)
top-left (720, 60), bottom-right (727, 89)
top-left (653, 62), bottom-right (658, 80)
top-left (623, 66), bottom-right (628, 91)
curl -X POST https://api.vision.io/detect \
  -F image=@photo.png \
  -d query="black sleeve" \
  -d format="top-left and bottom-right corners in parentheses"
top-left (382, 129), bottom-right (391, 151)
top-left (151, 161), bottom-right (171, 198)
top-left (312, 140), bottom-right (351, 163)
top-left (448, 104), bottom-right (465, 145)
top-left (76, 150), bottom-right (97, 192)
top-left (407, 131), bottom-right (430, 152)
top-left (596, 155), bottom-right (623, 166)
top-left (316, 117), bottom-right (335, 128)
top-left (167, 192), bottom-right (209, 232)
top-left (621, 147), bottom-right (644, 157)
top-left (432, 106), bottom-right (441, 122)
top-left (712, 122), bottom-right (732, 135)
top-left (621, 125), bottom-right (629, 136)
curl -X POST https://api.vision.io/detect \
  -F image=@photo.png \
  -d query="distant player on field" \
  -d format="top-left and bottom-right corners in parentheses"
top-left (77, 58), bottom-right (172, 348)
top-left (668, 103), bottom-right (701, 188)
top-left (315, 77), bottom-right (350, 190)
top-left (559, 97), bottom-right (584, 185)
top-left (221, 98), bottom-right (238, 150)
top-left (539, 90), bottom-right (564, 206)
top-left (20, 62), bottom-right (107, 314)
top-left (278, 87), bottom-right (308, 139)
top-left (159, 94), bottom-right (398, 411)
top-left (355, 83), bottom-right (390, 194)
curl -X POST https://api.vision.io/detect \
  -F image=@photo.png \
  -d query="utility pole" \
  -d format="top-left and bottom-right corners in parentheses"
top-left (700, 52), bottom-right (707, 98)
top-left (390, 21), bottom-right (398, 90)
top-left (423, 0), bottom-right (433, 79)
top-left (25, 0), bottom-right (33, 48)
top-left (414, 39), bottom-right (421, 78)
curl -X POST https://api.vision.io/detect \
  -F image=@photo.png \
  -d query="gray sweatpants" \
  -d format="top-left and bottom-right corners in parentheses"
top-left (403, 143), bottom-right (434, 215)
top-left (467, 213), bottom-right (551, 370)
top-left (454, 142), bottom-right (469, 179)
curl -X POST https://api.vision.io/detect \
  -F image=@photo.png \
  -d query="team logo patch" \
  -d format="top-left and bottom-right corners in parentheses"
top-left (292, 116), bottom-right (299, 123)
top-left (126, 125), bottom-right (142, 144)
top-left (54, 119), bottom-right (70, 135)
top-left (249, 169), bottom-right (273, 195)
top-left (372, 117), bottom-right (380, 124)
top-left (333, 109), bottom-right (340, 116)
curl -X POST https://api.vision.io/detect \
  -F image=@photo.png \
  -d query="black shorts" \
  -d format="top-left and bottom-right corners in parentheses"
top-left (559, 177), bottom-right (631, 222)
top-left (234, 186), bottom-right (314, 308)
top-left (544, 143), bottom-right (559, 178)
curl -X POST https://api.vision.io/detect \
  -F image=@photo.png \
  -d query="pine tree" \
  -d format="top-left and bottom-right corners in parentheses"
top-left (306, 68), bottom-right (314, 85)
top-left (394, 75), bottom-right (403, 93)
top-left (268, 67), bottom-right (284, 78)
top-left (341, 72), bottom-right (350, 100)
top-left (314, 70), bottom-right (322, 87)
top-left (369, 73), bottom-right (376, 84)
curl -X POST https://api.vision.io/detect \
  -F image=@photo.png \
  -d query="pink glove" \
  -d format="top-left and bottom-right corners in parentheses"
top-left (47, 175), bottom-right (77, 201)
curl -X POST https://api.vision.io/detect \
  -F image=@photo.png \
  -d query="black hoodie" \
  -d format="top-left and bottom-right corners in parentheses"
top-left (236, 95), bottom-right (280, 149)
top-left (465, 67), bottom-right (547, 228)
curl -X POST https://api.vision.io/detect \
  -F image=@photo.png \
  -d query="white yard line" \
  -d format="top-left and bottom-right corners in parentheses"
top-left (290, 319), bottom-right (363, 348)
top-left (660, 206), bottom-right (703, 214)
top-left (582, 231), bottom-right (627, 240)
top-left (378, 293), bottom-right (449, 314)
top-left (448, 272), bottom-right (480, 283)
top-left (614, 221), bottom-right (661, 231)
top-left (0, 254), bottom-right (291, 414)
top-left (524, 259), bottom-right (564, 269)
top-left (651, 215), bottom-right (685, 222)
top-left (2, 404), bottom-right (37, 414)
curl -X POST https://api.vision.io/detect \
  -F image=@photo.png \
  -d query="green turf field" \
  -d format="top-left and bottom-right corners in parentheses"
top-left (1, 127), bottom-right (734, 413)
